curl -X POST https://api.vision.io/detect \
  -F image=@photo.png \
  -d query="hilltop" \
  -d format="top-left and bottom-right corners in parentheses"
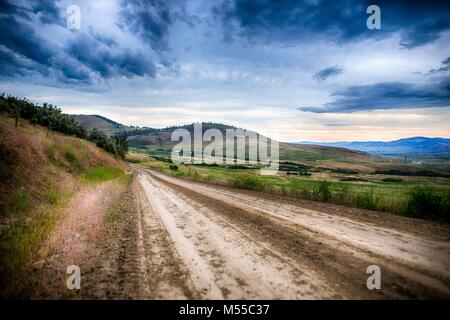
top-left (70, 114), bottom-right (130, 135)
top-left (71, 115), bottom-right (374, 162)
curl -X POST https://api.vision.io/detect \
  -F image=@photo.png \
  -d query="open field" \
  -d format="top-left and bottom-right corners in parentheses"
top-left (127, 151), bottom-right (450, 221)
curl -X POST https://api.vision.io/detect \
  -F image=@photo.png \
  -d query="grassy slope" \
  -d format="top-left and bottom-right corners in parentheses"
top-left (0, 115), bottom-right (127, 297)
top-left (70, 114), bottom-right (129, 136)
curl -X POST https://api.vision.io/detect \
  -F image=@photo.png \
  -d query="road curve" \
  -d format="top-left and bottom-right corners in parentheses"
top-left (133, 166), bottom-right (450, 299)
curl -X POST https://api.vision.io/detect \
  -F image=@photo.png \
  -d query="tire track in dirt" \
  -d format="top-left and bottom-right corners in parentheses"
top-left (63, 175), bottom-right (198, 299)
top-left (135, 167), bottom-right (450, 299)
top-left (138, 171), bottom-right (333, 299)
top-left (151, 170), bottom-right (450, 281)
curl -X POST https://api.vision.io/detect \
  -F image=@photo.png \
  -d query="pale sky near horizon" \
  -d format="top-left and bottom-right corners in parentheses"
top-left (1, 0), bottom-right (449, 142)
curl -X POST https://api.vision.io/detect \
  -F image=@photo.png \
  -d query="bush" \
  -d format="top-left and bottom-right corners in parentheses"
top-left (355, 190), bottom-right (377, 210)
top-left (406, 186), bottom-right (446, 220)
top-left (232, 174), bottom-right (266, 190)
top-left (169, 165), bottom-right (178, 170)
top-left (314, 181), bottom-right (332, 202)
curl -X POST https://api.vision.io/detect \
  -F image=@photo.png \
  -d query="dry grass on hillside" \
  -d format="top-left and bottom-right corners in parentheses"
top-left (0, 115), bottom-right (125, 217)
top-left (0, 115), bottom-right (126, 297)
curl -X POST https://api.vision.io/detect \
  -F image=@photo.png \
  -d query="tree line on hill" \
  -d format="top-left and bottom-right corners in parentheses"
top-left (115, 122), bottom-right (238, 138)
top-left (0, 94), bottom-right (128, 159)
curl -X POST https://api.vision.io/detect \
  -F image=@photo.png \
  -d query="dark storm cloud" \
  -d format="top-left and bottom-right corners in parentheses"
top-left (0, 15), bottom-right (53, 66)
top-left (31, 1), bottom-right (62, 24)
top-left (66, 33), bottom-right (156, 79)
top-left (298, 78), bottom-right (450, 113)
top-left (0, 0), bottom-right (163, 87)
top-left (215, 0), bottom-right (450, 48)
top-left (0, 46), bottom-right (48, 78)
top-left (119, 0), bottom-right (174, 51)
top-left (313, 66), bottom-right (343, 81)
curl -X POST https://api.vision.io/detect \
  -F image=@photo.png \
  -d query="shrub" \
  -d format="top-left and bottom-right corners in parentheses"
top-left (232, 174), bottom-right (266, 190)
top-left (406, 186), bottom-right (445, 220)
top-left (355, 190), bottom-right (377, 210)
top-left (314, 181), bottom-right (332, 202)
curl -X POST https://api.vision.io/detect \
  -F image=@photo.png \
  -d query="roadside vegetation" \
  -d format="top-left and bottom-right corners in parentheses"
top-left (0, 114), bottom-right (127, 298)
top-left (131, 152), bottom-right (450, 222)
top-left (0, 94), bottom-right (128, 159)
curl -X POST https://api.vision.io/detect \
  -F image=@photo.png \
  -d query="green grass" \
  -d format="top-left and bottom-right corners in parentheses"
top-left (83, 166), bottom-right (124, 183)
top-left (232, 174), bottom-right (266, 190)
top-left (1, 189), bottom-right (31, 217)
top-left (137, 156), bottom-right (450, 221)
top-left (314, 181), bottom-right (332, 202)
top-left (45, 188), bottom-right (59, 204)
top-left (64, 148), bottom-right (77, 163)
top-left (0, 188), bottom-right (69, 298)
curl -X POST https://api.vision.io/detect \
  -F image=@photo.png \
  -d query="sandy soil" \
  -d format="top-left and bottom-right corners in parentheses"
top-left (35, 181), bottom-right (122, 297)
top-left (132, 166), bottom-right (450, 299)
top-left (35, 166), bottom-right (450, 299)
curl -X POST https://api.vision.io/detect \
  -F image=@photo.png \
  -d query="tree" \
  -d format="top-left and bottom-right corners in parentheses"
top-left (13, 101), bottom-right (20, 128)
top-left (113, 135), bottom-right (128, 159)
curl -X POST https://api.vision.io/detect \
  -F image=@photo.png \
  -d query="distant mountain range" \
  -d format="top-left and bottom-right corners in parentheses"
top-left (297, 137), bottom-right (450, 156)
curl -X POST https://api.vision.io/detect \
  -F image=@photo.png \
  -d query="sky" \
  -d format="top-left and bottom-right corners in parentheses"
top-left (1, 0), bottom-right (450, 142)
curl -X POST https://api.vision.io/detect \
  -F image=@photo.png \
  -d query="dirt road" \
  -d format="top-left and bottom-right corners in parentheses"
top-left (124, 166), bottom-right (450, 299)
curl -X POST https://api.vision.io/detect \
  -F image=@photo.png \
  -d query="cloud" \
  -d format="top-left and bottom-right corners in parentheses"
top-left (428, 56), bottom-right (450, 75)
top-left (399, 15), bottom-right (450, 49)
top-left (31, 1), bottom-right (62, 24)
top-left (0, 14), bottom-right (53, 67)
top-left (0, 0), bottom-right (165, 88)
top-left (313, 66), bottom-right (343, 81)
top-left (119, 0), bottom-right (174, 51)
top-left (298, 78), bottom-right (450, 113)
top-left (66, 33), bottom-right (156, 79)
top-left (214, 0), bottom-right (450, 48)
